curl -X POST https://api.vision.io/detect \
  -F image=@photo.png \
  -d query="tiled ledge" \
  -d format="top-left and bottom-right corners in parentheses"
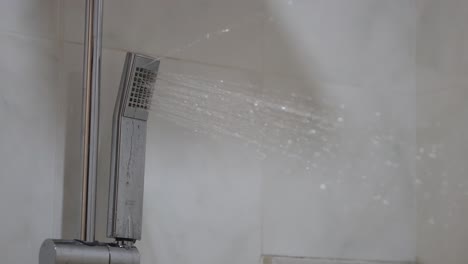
top-left (263, 255), bottom-right (415, 264)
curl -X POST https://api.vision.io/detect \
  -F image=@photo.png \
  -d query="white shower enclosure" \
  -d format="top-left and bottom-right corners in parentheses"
top-left (0, 1), bottom-right (467, 264)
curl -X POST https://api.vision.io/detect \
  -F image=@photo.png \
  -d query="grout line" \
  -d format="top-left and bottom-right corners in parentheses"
top-left (62, 39), bottom-right (263, 75)
top-left (64, 37), bottom-right (308, 82)
top-left (0, 28), bottom-right (60, 42)
top-left (410, 0), bottom-right (419, 261)
top-left (0, 29), bottom-right (59, 43)
top-left (263, 255), bottom-right (415, 264)
top-left (259, 0), bottom-right (267, 258)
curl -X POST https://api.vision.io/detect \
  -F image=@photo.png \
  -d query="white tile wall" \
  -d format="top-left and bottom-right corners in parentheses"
top-left (0, 33), bottom-right (62, 263)
top-left (141, 59), bottom-right (263, 264)
top-left (261, 0), bottom-right (417, 261)
top-left (60, 0), bottom-right (420, 263)
top-left (260, 77), bottom-right (416, 261)
top-left (0, 1), bottom-right (63, 263)
top-left (141, 114), bottom-right (262, 264)
top-left (2, 1), bottom-right (466, 264)
top-left (415, 0), bottom-right (468, 263)
top-left (263, 0), bottom-right (416, 85)
top-left (0, 0), bottom-right (59, 39)
top-left (415, 78), bottom-right (468, 264)
top-left (63, 0), bottom-right (264, 71)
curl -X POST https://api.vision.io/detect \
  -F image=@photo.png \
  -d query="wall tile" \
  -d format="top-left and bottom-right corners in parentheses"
top-left (140, 59), bottom-right (263, 264)
top-left (415, 68), bottom-right (468, 264)
top-left (416, 0), bottom-right (468, 81)
top-left (263, 0), bottom-right (416, 88)
top-left (141, 115), bottom-right (262, 264)
top-left (260, 74), bottom-right (416, 261)
top-left (260, 0), bottom-right (417, 260)
top-left (415, 1), bottom-right (468, 263)
top-left (0, 33), bottom-right (61, 263)
top-left (63, 0), bottom-right (264, 71)
top-left (0, 0), bottom-right (59, 39)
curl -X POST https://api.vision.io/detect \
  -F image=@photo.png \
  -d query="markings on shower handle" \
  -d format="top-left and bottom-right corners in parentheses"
top-left (125, 200), bottom-right (136, 206)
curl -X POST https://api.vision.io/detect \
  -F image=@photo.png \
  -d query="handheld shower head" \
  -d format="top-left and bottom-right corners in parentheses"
top-left (108, 52), bottom-right (159, 242)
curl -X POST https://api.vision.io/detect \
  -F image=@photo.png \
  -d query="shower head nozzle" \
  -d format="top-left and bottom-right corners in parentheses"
top-left (108, 52), bottom-right (159, 242)
top-left (121, 54), bottom-right (159, 120)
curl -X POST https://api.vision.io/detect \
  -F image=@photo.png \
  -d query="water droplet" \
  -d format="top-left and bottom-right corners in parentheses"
top-left (419, 147), bottom-right (425, 153)
top-left (205, 33), bottom-right (210, 39)
top-left (375, 112), bottom-right (381, 117)
top-left (219, 79), bottom-right (224, 83)
top-left (337, 117), bottom-right (344, 122)
top-left (281, 106), bottom-right (287, 111)
top-left (383, 200), bottom-right (390, 206)
top-left (221, 28), bottom-right (231, 33)
top-left (308, 129), bottom-right (317, 135)
top-left (287, 0), bottom-right (293, 5)
top-left (320, 184), bottom-right (327, 190)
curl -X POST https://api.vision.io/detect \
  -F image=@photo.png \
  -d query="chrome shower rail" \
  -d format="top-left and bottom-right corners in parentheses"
top-left (40, 1), bottom-right (143, 263)
top-left (80, 0), bottom-right (103, 242)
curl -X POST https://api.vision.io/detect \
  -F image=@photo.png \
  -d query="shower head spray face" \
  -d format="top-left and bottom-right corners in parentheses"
top-left (123, 63), bottom-right (157, 120)
top-left (108, 52), bottom-right (159, 242)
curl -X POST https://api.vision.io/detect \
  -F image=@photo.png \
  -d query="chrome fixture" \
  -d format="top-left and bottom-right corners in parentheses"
top-left (80, 0), bottom-right (103, 243)
top-left (39, 0), bottom-right (159, 263)
top-left (39, 239), bottom-right (139, 264)
top-left (108, 52), bottom-right (159, 243)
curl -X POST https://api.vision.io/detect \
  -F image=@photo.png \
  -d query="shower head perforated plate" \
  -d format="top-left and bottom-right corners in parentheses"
top-left (122, 54), bottom-right (159, 121)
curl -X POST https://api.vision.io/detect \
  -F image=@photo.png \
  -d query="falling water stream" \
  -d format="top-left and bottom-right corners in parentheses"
top-left (139, 9), bottom-right (419, 200)
top-left (140, 11), bottom-right (338, 160)
top-left (150, 71), bottom-right (341, 160)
